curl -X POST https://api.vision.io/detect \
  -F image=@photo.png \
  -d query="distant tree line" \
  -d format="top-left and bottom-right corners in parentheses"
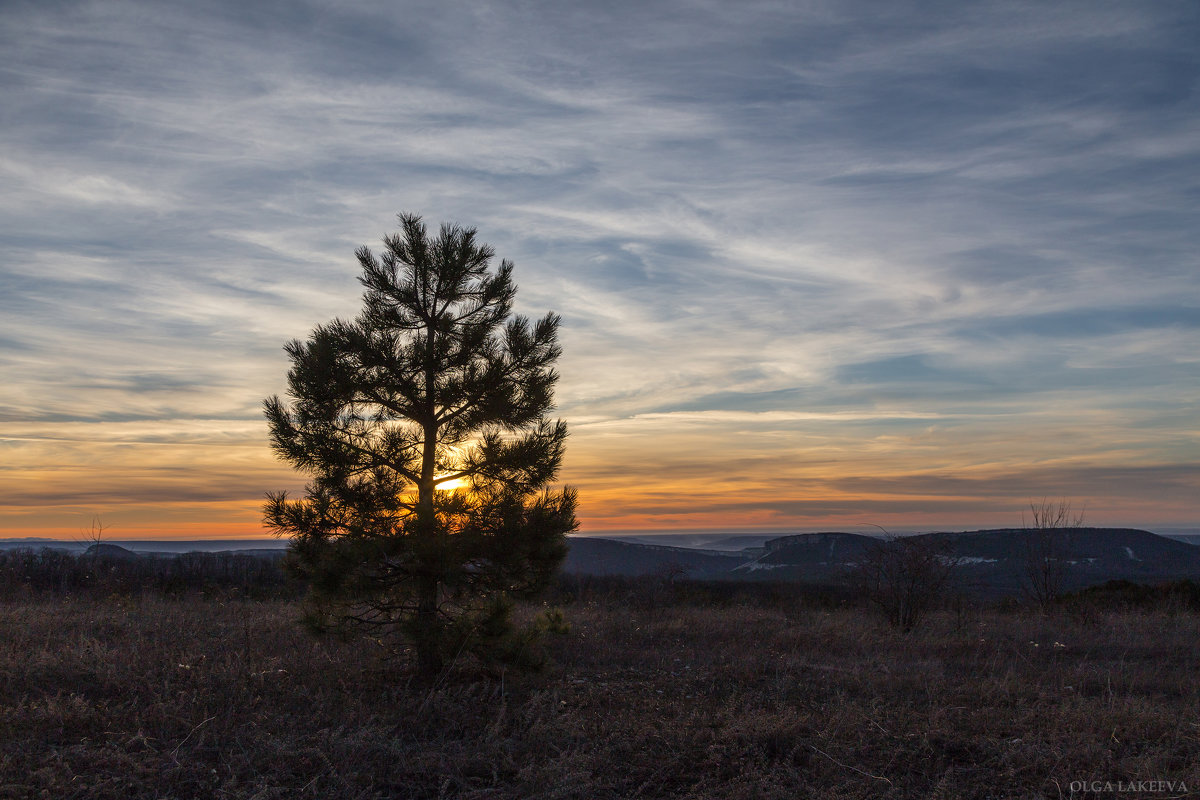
top-left (0, 547), bottom-right (301, 600)
top-left (550, 572), bottom-right (858, 612)
top-left (5, 546), bottom-right (1198, 624)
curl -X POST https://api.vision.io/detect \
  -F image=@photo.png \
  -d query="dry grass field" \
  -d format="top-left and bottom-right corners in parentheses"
top-left (2, 585), bottom-right (1198, 799)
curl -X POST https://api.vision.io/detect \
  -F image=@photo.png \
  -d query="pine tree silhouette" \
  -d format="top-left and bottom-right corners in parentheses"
top-left (264, 213), bottom-right (576, 679)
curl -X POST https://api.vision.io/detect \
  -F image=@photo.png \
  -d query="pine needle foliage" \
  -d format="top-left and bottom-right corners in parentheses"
top-left (263, 213), bottom-right (577, 679)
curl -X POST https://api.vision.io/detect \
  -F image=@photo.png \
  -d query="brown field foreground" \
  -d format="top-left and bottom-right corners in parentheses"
top-left (2, 588), bottom-right (1198, 799)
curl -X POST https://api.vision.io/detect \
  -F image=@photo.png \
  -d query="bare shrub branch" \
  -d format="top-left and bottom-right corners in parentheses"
top-left (1021, 498), bottom-right (1085, 610)
top-left (852, 534), bottom-right (958, 632)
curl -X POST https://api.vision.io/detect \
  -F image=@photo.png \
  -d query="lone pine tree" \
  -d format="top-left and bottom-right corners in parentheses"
top-left (264, 213), bottom-right (577, 679)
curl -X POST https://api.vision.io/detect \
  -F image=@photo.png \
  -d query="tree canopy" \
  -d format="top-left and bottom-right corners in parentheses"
top-left (264, 213), bottom-right (577, 678)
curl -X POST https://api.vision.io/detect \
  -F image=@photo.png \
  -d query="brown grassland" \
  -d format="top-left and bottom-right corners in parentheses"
top-left (2, 581), bottom-right (1198, 799)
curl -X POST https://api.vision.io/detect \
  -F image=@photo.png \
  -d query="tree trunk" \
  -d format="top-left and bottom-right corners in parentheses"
top-left (414, 574), bottom-right (442, 681)
top-left (415, 324), bottom-right (441, 681)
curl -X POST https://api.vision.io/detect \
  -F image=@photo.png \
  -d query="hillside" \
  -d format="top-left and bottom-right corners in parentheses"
top-left (565, 528), bottom-right (1200, 595)
top-left (931, 527), bottom-right (1200, 594)
top-left (734, 531), bottom-right (878, 580)
top-left (561, 537), bottom-right (750, 577)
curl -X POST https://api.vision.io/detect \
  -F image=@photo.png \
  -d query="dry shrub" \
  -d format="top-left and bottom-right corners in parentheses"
top-left (852, 535), bottom-right (958, 632)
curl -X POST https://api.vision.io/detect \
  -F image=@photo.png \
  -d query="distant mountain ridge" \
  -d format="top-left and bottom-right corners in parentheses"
top-left (561, 537), bottom-right (750, 577)
top-left (928, 527), bottom-right (1200, 594)
top-left (565, 528), bottom-right (1200, 595)
top-left (84, 543), bottom-right (141, 560)
top-left (5, 529), bottom-right (1197, 596)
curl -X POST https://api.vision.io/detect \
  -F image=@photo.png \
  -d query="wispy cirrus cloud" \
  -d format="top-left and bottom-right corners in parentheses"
top-left (0, 0), bottom-right (1196, 536)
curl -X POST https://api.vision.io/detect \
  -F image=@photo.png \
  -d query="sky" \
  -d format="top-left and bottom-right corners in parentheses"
top-left (1, 0), bottom-right (1198, 539)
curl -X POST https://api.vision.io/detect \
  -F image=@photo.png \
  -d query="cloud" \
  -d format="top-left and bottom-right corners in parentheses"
top-left (1, 0), bottom-right (1197, 535)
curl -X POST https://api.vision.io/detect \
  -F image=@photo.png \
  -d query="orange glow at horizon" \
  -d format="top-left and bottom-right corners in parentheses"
top-left (4, 460), bottom-right (1196, 541)
top-left (2, 405), bottom-right (1196, 540)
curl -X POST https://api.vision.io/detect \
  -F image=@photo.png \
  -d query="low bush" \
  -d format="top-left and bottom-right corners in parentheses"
top-left (1062, 578), bottom-right (1200, 612)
